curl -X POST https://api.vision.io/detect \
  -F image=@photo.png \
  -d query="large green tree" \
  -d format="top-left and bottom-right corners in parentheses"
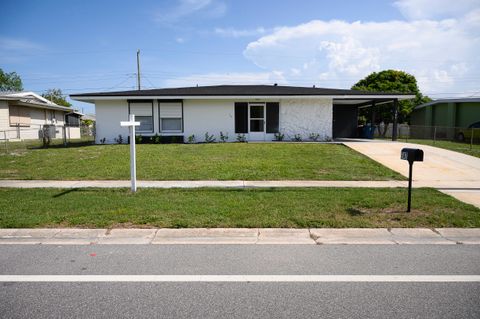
top-left (42, 88), bottom-right (72, 107)
top-left (351, 70), bottom-right (431, 123)
top-left (0, 68), bottom-right (23, 92)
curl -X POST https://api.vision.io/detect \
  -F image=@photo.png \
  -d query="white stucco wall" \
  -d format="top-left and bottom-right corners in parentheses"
top-left (30, 108), bottom-right (46, 126)
top-left (0, 101), bottom-right (9, 132)
top-left (95, 100), bottom-right (129, 143)
top-left (279, 98), bottom-right (333, 141)
top-left (1, 103), bottom-right (72, 140)
top-left (92, 98), bottom-right (333, 143)
top-left (183, 99), bottom-right (235, 142)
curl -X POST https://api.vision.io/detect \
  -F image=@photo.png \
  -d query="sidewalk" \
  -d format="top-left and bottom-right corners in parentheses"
top-left (1, 228), bottom-right (479, 245)
top-left (1, 179), bottom-right (479, 189)
top-left (0, 180), bottom-right (407, 188)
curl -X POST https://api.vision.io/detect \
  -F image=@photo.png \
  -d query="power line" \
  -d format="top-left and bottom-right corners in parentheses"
top-left (6, 47), bottom-right (480, 64)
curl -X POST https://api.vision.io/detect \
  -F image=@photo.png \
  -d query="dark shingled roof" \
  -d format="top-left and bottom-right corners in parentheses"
top-left (70, 85), bottom-right (412, 97)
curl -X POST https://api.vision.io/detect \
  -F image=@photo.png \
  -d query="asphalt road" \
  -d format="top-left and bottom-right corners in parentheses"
top-left (1, 245), bottom-right (479, 318)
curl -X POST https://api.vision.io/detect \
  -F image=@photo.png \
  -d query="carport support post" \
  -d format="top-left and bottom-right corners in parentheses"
top-left (371, 100), bottom-right (376, 124)
top-left (392, 99), bottom-right (399, 141)
top-left (371, 100), bottom-right (376, 135)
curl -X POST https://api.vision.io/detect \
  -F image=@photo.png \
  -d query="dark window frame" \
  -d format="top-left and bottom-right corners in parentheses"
top-left (158, 99), bottom-right (184, 133)
top-left (128, 99), bottom-right (154, 133)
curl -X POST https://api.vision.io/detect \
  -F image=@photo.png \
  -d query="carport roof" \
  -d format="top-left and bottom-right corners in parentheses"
top-left (70, 85), bottom-right (415, 102)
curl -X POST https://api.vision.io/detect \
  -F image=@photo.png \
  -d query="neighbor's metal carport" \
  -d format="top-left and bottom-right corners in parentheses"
top-left (332, 96), bottom-right (411, 141)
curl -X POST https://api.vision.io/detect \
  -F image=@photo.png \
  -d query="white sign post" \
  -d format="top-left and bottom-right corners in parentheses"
top-left (120, 114), bottom-right (140, 192)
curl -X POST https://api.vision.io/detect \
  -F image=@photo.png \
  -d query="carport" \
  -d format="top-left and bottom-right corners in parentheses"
top-left (332, 94), bottom-right (414, 140)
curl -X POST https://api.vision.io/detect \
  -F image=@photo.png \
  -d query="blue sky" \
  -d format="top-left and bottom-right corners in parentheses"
top-left (1, 0), bottom-right (479, 114)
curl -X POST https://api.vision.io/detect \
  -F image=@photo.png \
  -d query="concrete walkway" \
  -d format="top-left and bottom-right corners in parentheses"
top-left (1, 228), bottom-right (479, 245)
top-left (3, 179), bottom-right (480, 189)
top-left (0, 180), bottom-right (410, 188)
top-left (344, 141), bottom-right (480, 208)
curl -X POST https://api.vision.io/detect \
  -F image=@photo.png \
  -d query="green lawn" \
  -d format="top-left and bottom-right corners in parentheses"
top-left (0, 187), bottom-right (478, 228)
top-left (0, 143), bottom-right (403, 180)
top-left (404, 139), bottom-right (480, 158)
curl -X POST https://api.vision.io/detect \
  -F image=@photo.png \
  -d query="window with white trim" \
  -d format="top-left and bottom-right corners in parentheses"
top-left (129, 101), bottom-right (153, 132)
top-left (159, 102), bottom-right (183, 132)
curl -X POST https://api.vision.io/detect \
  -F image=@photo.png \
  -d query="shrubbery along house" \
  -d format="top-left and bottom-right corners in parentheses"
top-left (70, 84), bottom-right (414, 143)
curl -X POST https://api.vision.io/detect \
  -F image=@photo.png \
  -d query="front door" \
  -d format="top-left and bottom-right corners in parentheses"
top-left (248, 103), bottom-right (265, 141)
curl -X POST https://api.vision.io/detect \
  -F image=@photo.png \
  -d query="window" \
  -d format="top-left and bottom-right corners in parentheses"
top-left (65, 114), bottom-right (80, 127)
top-left (159, 102), bottom-right (183, 132)
top-left (129, 101), bottom-right (153, 132)
top-left (9, 105), bottom-right (31, 127)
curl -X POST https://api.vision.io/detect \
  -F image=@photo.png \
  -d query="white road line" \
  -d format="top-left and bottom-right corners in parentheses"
top-left (0, 275), bottom-right (479, 282)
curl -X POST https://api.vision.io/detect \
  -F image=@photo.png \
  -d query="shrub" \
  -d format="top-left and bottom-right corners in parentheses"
top-left (219, 131), bottom-right (229, 142)
top-left (274, 132), bottom-right (285, 141)
top-left (114, 134), bottom-right (123, 144)
top-left (292, 134), bottom-right (302, 142)
top-left (309, 133), bottom-right (320, 142)
top-left (187, 134), bottom-right (196, 144)
top-left (135, 135), bottom-right (142, 144)
top-left (236, 134), bottom-right (247, 143)
top-left (204, 132), bottom-right (216, 143)
top-left (153, 134), bottom-right (161, 144)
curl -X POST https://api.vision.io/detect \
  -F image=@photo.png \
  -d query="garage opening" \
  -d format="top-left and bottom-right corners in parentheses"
top-left (332, 104), bottom-right (359, 138)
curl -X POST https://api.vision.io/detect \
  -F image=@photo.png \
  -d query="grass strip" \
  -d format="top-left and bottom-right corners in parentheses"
top-left (0, 187), bottom-right (478, 228)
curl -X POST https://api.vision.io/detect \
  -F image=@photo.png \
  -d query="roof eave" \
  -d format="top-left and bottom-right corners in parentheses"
top-left (14, 100), bottom-right (72, 112)
top-left (71, 94), bottom-right (415, 103)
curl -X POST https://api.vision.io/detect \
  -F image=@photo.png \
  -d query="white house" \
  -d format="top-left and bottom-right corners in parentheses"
top-left (70, 85), bottom-right (414, 143)
top-left (0, 92), bottom-right (81, 140)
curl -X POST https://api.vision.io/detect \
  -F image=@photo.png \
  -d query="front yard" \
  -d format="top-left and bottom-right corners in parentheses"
top-left (0, 143), bottom-right (403, 180)
top-left (0, 187), bottom-right (478, 228)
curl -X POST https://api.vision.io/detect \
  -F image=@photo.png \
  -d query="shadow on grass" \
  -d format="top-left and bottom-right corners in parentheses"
top-left (52, 188), bottom-right (81, 198)
top-left (346, 207), bottom-right (366, 216)
top-left (28, 141), bottom-right (95, 150)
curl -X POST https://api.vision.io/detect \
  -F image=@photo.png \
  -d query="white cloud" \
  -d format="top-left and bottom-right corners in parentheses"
top-left (176, 37), bottom-right (186, 43)
top-left (393, 0), bottom-right (479, 20)
top-left (163, 71), bottom-right (287, 87)
top-left (0, 37), bottom-right (45, 63)
top-left (243, 12), bottom-right (480, 97)
top-left (0, 37), bottom-right (44, 51)
top-left (214, 27), bottom-right (268, 38)
top-left (155, 0), bottom-right (226, 24)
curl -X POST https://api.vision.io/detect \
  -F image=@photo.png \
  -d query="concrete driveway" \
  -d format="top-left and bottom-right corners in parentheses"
top-left (344, 141), bottom-right (480, 208)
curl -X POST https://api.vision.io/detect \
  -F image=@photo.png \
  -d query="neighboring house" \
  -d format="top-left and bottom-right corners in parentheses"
top-left (0, 91), bottom-right (80, 140)
top-left (411, 98), bottom-right (480, 140)
top-left (70, 85), bottom-right (414, 144)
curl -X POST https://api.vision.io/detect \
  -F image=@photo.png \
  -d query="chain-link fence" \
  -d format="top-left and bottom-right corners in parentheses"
top-left (389, 124), bottom-right (480, 157)
top-left (0, 123), bottom-right (95, 152)
top-left (398, 125), bottom-right (480, 146)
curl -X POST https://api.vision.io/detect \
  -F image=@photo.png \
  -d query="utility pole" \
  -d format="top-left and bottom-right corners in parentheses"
top-left (136, 49), bottom-right (141, 90)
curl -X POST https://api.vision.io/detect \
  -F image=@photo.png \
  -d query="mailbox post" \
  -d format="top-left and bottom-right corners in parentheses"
top-left (400, 148), bottom-right (424, 212)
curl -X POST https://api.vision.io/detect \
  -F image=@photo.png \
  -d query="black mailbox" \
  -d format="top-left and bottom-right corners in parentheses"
top-left (401, 148), bottom-right (424, 163)
top-left (400, 148), bottom-right (424, 212)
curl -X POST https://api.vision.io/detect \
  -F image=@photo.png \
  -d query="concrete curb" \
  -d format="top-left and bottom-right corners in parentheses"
top-left (1, 228), bottom-right (479, 245)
